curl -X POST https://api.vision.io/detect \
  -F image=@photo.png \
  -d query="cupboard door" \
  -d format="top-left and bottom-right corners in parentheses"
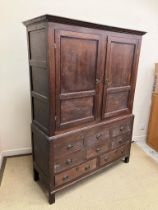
top-left (55, 30), bottom-right (103, 129)
top-left (102, 35), bottom-right (139, 119)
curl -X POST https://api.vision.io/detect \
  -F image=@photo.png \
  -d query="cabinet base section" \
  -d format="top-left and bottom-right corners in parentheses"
top-left (33, 153), bottom-right (130, 204)
top-left (33, 168), bottom-right (40, 181)
top-left (49, 192), bottom-right (55, 204)
top-left (124, 156), bottom-right (130, 163)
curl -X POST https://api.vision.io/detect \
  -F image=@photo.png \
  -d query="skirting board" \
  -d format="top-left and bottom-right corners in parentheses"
top-left (0, 147), bottom-right (32, 169)
top-left (132, 135), bottom-right (146, 142)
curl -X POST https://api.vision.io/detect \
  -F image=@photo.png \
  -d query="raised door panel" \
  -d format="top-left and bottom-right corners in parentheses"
top-left (102, 35), bottom-right (139, 119)
top-left (55, 30), bottom-right (103, 130)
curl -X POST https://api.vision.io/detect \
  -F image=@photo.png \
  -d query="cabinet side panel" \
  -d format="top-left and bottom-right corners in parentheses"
top-left (27, 24), bottom-right (50, 134)
top-left (32, 127), bottom-right (49, 176)
top-left (47, 23), bottom-right (56, 135)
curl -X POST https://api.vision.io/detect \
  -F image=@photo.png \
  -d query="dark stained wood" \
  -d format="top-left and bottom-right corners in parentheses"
top-left (54, 133), bottom-right (84, 158)
top-left (84, 124), bottom-right (110, 147)
top-left (112, 134), bottom-right (131, 149)
top-left (61, 97), bottom-right (94, 123)
top-left (99, 143), bottom-right (129, 166)
top-left (55, 158), bottom-right (97, 187)
top-left (32, 129), bottom-right (49, 176)
top-left (87, 144), bottom-right (111, 159)
top-left (54, 150), bottom-right (86, 173)
top-left (31, 67), bottom-right (49, 97)
top-left (32, 98), bottom-right (49, 131)
top-left (47, 23), bottom-right (56, 136)
top-left (111, 118), bottom-right (132, 137)
top-left (23, 14), bottom-right (146, 36)
top-left (102, 36), bottom-right (139, 119)
top-left (23, 14), bottom-right (145, 204)
top-left (29, 29), bottom-right (46, 61)
top-left (55, 29), bottom-right (103, 130)
top-left (33, 167), bottom-right (39, 181)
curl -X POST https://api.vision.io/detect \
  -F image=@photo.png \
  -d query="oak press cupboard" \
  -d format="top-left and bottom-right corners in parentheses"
top-left (23, 15), bottom-right (145, 204)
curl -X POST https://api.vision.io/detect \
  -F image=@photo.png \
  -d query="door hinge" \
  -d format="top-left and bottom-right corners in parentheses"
top-left (54, 43), bottom-right (57, 49)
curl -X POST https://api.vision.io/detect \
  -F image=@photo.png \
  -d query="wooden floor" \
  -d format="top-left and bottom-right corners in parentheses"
top-left (1, 143), bottom-right (158, 210)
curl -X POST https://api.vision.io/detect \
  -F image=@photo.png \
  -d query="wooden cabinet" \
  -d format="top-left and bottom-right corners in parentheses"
top-left (147, 93), bottom-right (158, 151)
top-left (23, 14), bottom-right (145, 204)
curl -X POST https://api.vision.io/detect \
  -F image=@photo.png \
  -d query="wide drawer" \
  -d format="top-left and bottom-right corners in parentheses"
top-left (55, 158), bottom-right (97, 187)
top-left (54, 132), bottom-right (84, 159)
top-left (112, 133), bottom-right (131, 149)
top-left (54, 150), bottom-right (86, 173)
top-left (100, 144), bottom-right (128, 167)
top-left (86, 144), bottom-right (110, 159)
top-left (111, 119), bottom-right (132, 137)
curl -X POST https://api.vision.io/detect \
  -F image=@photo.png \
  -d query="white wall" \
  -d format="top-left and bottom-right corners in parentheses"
top-left (1, 0), bottom-right (158, 166)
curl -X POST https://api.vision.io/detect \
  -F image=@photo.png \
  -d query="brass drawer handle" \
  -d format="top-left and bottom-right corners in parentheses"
top-left (67, 144), bottom-right (74, 150)
top-left (96, 133), bottom-right (102, 139)
top-left (85, 165), bottom-right (91, 171)
top-left (62, 175), bottom-right (69, 181)
top-left (96, 148), bottom-right (101, 152)
top-left (65, 159), bottom-right (72, 165)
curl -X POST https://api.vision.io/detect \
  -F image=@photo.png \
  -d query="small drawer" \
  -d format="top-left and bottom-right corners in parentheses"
top-left (100, 145), bottom-right (127, 167)
top-left (54, 133), bottom-right (84, 159)
top-left (54, 150), bottom-right (85, 173)
top-left (111, 120), bottom-right (132, 138)
top-left (86, 144), bottom-right (110, 159)
top-left (55, 158), bottom-right (97, 187)
top-left (84, 125), bottom-right (110, 147)
top-left (112, 134), bottom-right (131, 149)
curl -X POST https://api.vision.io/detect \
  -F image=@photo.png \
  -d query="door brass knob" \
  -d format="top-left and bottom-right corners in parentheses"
top-left (96, 79), bottom-right (100, 85)
top-left (105, 79), bottom-right (109, 86)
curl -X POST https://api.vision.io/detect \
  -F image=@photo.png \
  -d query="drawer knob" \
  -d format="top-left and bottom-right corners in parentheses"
top-left (85, 165), bottom-right (91, 171)
top-left (67, 144), bottom-right (74, 150)
top-left (96, 133), bottom-right (102, 139)
top-left (96, 148), bottom-right (101, 152)
top-left (118, 140), bottom-right (123, 144)
top-left (120, 126), bottom-right (124, 131)
top-left (66, 159), bottom-right (72, 165)
top-left (62, 175), bottom-right (69, 181)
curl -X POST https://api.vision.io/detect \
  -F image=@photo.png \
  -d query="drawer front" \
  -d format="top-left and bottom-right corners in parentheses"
top-left (100, 144), bottom-right (127, 167)
top-left (112, 133), bottom-right (131, 149)
top-left (54, 133), bottom-right (84, 158)
top-left (55, 159), bottom-right (97, 187)
top-left (86, 144), bottom-right (110, 159)
top-left (84, 125), bottom-right (110, 147)
top-left (54, 150), bottom-right (85, 173)
top-left (111, 119), bottom-right (132, 138)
